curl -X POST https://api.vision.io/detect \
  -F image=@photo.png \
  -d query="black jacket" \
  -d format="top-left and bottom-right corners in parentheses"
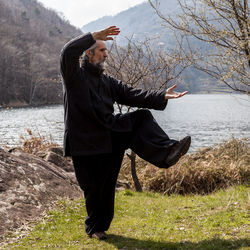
top-left (60, 33), bottom-right (168, 156)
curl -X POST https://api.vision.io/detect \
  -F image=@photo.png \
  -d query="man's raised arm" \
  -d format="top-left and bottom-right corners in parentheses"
top-left (60, 26), bottom-right (120, 81)
top-left (60, 33), bottom-right (95, 81)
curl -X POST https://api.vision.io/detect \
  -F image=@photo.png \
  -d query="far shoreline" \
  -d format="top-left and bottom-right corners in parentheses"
top-left (0, 102), bottom-right (63, 111)
top-left (0, 92), bottom-right (241, 110)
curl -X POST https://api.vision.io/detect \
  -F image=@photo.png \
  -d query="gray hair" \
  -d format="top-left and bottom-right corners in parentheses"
top-left (80, 42), bottom-right (97, 67)
top-left (85, 42), bottom-right (98, 58)
top-left (87, 42), bottom-right (98, 52)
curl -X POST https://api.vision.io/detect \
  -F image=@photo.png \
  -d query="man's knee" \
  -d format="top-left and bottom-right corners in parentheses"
top-left (129, 109), bottom-right (154, 129)
top-left (135, 109), bottom-right (153, 120)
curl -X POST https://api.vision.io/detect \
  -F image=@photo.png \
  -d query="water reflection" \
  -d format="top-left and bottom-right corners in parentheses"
top-left (0, 105), bottom-right (64, 147)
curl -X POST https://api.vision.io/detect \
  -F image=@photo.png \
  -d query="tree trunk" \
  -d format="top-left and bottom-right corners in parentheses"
top-left (127, 150), bottom-right (142, 192)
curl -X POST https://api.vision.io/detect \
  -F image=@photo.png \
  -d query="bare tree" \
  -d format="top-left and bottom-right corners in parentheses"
top-left (106, 37), bottom-right (190, 191)
top-left (149, 0), bottom-right (250, 94)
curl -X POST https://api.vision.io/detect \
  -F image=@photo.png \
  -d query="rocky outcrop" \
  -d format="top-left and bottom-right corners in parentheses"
top-left (45, 147), bottom-right (74, 173)
top-left (0, 148), bottom-right (81, 241)
top-left (0, 145), bottom-right (131, 242)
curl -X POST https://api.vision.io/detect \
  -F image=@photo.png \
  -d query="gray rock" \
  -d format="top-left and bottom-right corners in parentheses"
top-left (45, 151), bottom-right (74, 172)
top-left (48, 147), bottom-right (64, 156)
top-left (0, 148), bottom-right (82, 241)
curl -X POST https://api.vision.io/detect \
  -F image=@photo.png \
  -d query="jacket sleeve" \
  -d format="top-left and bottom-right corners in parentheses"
top-left (109, 76), bottom-right (168, 110)
top-left (60, 33), bottom-right (95, 82)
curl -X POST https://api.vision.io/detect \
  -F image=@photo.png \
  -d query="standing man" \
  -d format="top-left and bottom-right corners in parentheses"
top-left (60, 26), bottom-right (191, 240)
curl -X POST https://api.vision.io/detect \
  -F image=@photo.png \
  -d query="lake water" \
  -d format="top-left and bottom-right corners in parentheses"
top-left (0, 94), bottom-right (249, 152)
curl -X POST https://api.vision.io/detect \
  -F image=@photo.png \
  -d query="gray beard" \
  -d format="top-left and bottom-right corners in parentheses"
top-left (93, 61), bottom-right (105, 71)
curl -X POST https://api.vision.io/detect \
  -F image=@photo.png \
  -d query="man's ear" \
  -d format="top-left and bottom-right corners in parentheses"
top-left (86, 50), bottom-right (94, 56)
top-left (86, 50), bottom-right (91, 57)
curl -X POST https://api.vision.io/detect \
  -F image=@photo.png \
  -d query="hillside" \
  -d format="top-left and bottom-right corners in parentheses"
top-left (82, 0), bottom-right (231, 93)
top-left (82, 0), bottom-right (176, 46)
top-left (0, 0), bottom-right (82, 107)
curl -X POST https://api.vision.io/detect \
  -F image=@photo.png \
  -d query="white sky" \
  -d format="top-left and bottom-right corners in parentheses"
top-left (38, 0), bottom-right (146, 28)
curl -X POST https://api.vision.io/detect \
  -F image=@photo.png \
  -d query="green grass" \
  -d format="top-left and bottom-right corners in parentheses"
top-left (2, 185), bottom-right (250, 249)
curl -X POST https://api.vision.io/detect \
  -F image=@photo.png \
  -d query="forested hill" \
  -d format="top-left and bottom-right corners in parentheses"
top-left (0, 0), bottom-right (82, 107)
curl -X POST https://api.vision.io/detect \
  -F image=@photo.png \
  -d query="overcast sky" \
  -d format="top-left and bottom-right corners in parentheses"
top-left (37, 0), bottom-right (146, 28)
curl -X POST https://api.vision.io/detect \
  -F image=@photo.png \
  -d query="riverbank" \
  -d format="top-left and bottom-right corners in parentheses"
top-left (16, 134), bottom-right (250, 195)
top-left (0, 136), bottom-right (249, 247)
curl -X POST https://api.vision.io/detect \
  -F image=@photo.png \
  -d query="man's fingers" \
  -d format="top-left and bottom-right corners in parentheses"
top-left (107, 28), bottom-right (120, 33)
top-left (106, 37), bottom-right (114, 40)
top-left (108, 26), bottom-right (120, 31)
top-left (93, 26), bottom-right (120, 41)
top-left (107, 25), bottom-right (119, 30)
top-left (106, 26), bottom-right (120, 34)
top-left (108, 31), bottom-right (120, 35)
top-left (168, 84), bottom-right (177, 91)
top-left (108, 30), bottom-right (120, 36)
top-left (175, 91), bottom-right (188, 98)
top-left (165, 89), bottom-right (188, 99)
top-left (96, 26), bottom-right (120, 40)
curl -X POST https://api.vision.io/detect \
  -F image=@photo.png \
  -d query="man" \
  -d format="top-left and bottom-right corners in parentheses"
top-left (60, 26), bottom-right (191, 240)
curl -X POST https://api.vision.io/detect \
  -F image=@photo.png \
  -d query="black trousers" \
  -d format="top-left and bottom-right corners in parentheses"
top-left (72, 109), bottom-right (177, 235)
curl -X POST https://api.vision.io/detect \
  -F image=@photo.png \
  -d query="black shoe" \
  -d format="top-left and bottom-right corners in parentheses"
top-left (165, 136), bottom-right (191, 167)
top-left (88, 231), bottom-right (107, 240)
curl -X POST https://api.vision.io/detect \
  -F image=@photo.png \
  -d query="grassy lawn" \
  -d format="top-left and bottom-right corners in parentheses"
top-left (2, 185), bottom-right (249, 249)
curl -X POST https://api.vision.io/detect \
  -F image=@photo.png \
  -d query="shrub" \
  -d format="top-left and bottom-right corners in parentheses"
top-left (19, 129), bottom-right (58, 155)
top-left (119, 138), bottom-right (250, 195)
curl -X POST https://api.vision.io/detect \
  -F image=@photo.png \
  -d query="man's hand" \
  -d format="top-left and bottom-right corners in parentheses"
top-left (92, 26), bottom-right (120, 41)
top-left (165, 84), bottom-right (188, 99)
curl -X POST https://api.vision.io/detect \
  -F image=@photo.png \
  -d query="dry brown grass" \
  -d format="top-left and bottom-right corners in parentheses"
top-left (18, 131), bottom-right (249, 195)
top-left (19, 129), bottom-right (58, 155)
top-left (118, 138), bottom-right (250, 195)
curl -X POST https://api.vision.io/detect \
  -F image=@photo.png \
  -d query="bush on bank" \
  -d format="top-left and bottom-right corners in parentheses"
top-left (119, 138), bottom-right (250, 195)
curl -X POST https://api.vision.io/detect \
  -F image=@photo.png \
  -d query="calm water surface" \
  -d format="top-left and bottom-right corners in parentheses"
top-left (0, 94), bottom-right (249, 152)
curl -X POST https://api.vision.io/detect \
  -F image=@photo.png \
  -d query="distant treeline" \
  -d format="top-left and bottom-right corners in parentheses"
top-left (0, 0), bottom-right (81, 107)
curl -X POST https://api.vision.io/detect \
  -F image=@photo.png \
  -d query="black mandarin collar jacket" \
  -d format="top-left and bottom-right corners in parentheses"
top-left (60, 33), bottom-right (168, 156)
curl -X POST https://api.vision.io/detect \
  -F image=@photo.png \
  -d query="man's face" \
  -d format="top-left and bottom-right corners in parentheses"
top-left (87, 40), bottom-right (107, 67)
